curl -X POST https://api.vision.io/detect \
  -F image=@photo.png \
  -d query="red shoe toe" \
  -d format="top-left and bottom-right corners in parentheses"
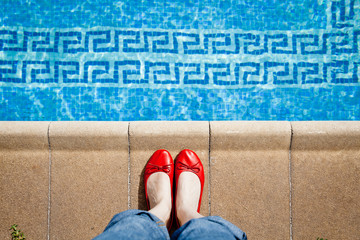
top-left (175, 149), bottom-right (205, 214)
top-left (144, 149), bottom-right (174, 230)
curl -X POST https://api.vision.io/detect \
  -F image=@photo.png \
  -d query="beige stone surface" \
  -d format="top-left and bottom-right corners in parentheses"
top-left (291, 122), bottom-right (360, 239)
top-left (49, 122), bottom-right (129, 239)
top-left (210, 121), bottom-right (291, 239)
top-left (2, 120), bottom-right (359, 239)
top-left (129, 121), bottom-right (210, 219)
top-left (0, 122), bottom-right (49, 240)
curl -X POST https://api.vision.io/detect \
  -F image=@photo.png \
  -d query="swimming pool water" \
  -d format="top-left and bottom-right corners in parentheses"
top-left (0, 0), bottom-right (359, 120)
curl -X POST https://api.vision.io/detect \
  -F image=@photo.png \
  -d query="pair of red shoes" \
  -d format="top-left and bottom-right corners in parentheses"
top-left (144, 149), bottom-right (205, 230)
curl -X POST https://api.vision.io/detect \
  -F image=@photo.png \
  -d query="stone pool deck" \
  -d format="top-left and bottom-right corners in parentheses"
top-left (0, 121), bottom-right (359, 239)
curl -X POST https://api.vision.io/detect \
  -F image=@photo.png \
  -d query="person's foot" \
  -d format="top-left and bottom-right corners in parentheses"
top-left (144, 149), bottom-right (174, 229)
top-left (147, 172), bottom-right (172, 226)
top-left (176, 171), bottom-right (204, 226)
top-left (175, 149), bottom-right (205, 226)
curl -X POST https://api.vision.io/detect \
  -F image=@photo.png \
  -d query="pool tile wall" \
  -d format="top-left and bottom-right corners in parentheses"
top-left (0, 0), bottom-right (359, 120)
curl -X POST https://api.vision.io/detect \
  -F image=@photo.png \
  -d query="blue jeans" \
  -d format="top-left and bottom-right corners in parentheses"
top-left (93, 209), bottom-right (247, 240)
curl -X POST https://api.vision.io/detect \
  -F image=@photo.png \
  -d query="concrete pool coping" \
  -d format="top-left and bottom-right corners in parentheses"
top-left (1, 121), bottom-right (359, 239)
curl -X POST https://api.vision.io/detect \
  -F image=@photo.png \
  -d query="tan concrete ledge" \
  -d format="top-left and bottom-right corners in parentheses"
top-left (0, 121), bottom-right (49, 150)
top-left (211, 121), bottom-right (291, 150)
top-left (292, 121), bottom-right (360, 150)
top-left (0, 121), bottom-right (359, 239)
top-left (50, 121), bottom-right (128, 150)
top-left (211, 121), bottom-right (292, 240)
top-left (48, 122), bottom-right (129, 239)
top-left (291, 122), bottom-right (360, 239)
top-left (0, 122), bottom-right (50, 240)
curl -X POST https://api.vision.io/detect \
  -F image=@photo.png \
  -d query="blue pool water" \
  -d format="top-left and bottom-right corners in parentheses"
top-left (0, 0), bottom-right (359, 120)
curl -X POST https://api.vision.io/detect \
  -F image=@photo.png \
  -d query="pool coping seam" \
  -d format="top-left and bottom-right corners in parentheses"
top-left (289, 122), bottom-right (293, 240)
top-left (47, 121), bottom-right (52, 240)
top-left (208, 121), bottom-right (211, 216)
top-left (127, 122), bottom-right (131, 210)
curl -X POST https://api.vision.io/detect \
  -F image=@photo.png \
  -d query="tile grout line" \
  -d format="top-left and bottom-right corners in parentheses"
top-left (289, 122), bottom-right (293, 240)
top-left (47, 121), bottom-right (52, 240)
top-left (208, 121), bottom-right (211, 216)
top-left (127, 122), bottom-right (131, 210)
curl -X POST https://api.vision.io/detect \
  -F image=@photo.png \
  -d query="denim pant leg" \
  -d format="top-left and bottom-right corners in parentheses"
top-left (93, 209), bottom-right (170, 240)
top-left (171, 216), bottom-right (247, 240)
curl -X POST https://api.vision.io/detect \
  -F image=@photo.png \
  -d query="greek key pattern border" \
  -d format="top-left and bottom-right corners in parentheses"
top-left (0, 0), bottom-right (359, 87)
top-left (0, 60), bottom-right (359, 86)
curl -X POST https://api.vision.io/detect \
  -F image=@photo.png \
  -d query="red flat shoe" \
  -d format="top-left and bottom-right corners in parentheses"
top-left (144, 149), bottom-right (174, 230)
top-left (174, 149), bottom-right (204, 226)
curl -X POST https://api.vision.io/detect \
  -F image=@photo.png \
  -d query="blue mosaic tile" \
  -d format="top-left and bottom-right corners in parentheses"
top-left (0, 0), bottom-right (359, 121)
top-left (0, 0), bottom-right (328, 30)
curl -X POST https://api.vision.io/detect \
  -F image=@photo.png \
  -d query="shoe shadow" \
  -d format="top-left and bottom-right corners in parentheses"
top-left (137, 162), bottom-right (147, 211)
